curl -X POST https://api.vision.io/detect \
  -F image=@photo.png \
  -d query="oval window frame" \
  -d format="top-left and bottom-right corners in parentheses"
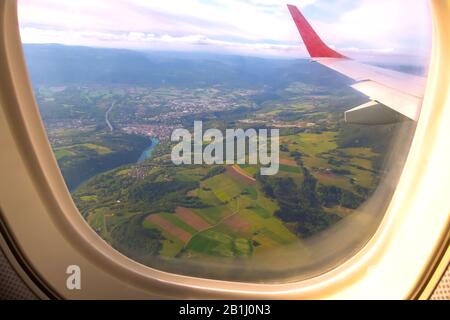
top-left (0, 0), bottom-right (448, 299)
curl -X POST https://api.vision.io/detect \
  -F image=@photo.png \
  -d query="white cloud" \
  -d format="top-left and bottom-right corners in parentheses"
top-left (20, 26), bottom-right (306, 58)
top-left (313, 0), bottom-right (431, 55)
top-left (18, 0), bottom-right (431, 60)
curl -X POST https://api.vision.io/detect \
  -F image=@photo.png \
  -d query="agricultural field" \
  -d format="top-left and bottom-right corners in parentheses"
top-left (280, 132), bottom-right (378, 192)
top-left (142, 165), bottom-right (299, 259)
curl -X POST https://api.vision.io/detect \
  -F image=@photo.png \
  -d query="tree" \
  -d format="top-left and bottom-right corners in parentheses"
top-left (340, 191), bottom-right (364, 209)
top-left (317, 185), bottom-right (342, 207)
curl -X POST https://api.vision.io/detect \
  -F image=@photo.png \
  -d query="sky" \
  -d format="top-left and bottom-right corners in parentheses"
top-left (18, 0), bottom-right (432, 62)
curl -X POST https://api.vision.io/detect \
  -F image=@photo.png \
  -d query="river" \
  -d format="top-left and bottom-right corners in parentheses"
top-left (137, 137), bottom-right (160, 163)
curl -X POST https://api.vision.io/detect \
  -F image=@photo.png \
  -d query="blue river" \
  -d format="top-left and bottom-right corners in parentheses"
top-left (137, 137), bottom-right (160, 163)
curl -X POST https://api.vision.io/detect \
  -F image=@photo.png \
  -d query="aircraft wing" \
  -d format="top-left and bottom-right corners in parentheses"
top-left (287, 4), bottom-right (426, 124)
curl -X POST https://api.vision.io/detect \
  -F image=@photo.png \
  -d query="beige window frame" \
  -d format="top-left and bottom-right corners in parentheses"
top-left (0, 0), bottom-right (448, 299)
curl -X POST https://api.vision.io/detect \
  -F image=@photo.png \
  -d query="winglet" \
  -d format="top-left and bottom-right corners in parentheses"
top-left (287, 4), bottom-right (347, 59)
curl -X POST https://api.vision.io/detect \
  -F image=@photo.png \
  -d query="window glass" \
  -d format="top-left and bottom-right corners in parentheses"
top-left (18, 0), bottom-right (431, 282)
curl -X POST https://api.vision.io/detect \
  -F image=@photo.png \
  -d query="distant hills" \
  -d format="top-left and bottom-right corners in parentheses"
top-left (22, 44), bottom-right (353, 89)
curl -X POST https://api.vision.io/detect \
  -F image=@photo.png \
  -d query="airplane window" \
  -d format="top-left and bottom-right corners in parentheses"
top-left (17, 0), bottom-right (431, 282)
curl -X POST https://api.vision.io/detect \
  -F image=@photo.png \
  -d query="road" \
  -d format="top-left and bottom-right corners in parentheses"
top-left (105, 101), bottom-right (116, 132)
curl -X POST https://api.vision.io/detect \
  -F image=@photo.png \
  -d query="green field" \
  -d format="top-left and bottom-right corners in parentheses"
top-left (54, 143), bottom-right (112, 160)
top-left (54, 148), bottom-right (76, 160)
top-left (140, 163), bottom-right (303, 259)
top-left (280, 132), bottom-right (377, 193)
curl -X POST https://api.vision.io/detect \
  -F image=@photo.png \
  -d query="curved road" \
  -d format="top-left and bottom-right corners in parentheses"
top-left (105, 101), bottom-right (116, 132)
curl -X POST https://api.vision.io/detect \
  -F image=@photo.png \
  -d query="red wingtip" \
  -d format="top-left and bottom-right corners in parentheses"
top-left (287, 4), bottom-right (346, 59)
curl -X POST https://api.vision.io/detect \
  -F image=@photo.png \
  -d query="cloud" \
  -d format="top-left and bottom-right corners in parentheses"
top-left (18, 0), bottom-right (431, 60)
top-left (20, 26), bottom-right (306, 58)
top-left (310, 0), bottom-right (431, 55)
